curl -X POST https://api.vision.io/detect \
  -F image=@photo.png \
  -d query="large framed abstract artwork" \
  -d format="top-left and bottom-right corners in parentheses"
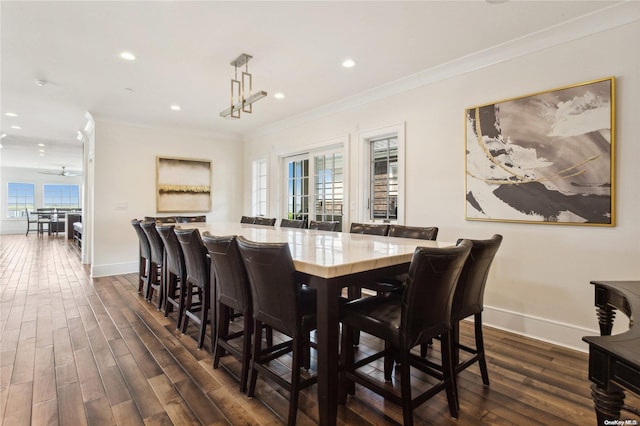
top-left (465, 77), bottom-right (615, 226)
top-left (156, 156), bottom-right (212, 213)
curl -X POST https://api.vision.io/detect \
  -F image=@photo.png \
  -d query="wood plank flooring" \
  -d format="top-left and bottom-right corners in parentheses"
top-left (1, 234), bottom-right (638, 425)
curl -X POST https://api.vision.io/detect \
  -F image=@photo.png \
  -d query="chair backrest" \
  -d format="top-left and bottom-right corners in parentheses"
top-left (240, 216), bottom-right (256, 224)
top-left (388, 224), bottom-right (438, 240)
top-left (202, 233), bottom-right (250, 314)
top-left (140, 220), bottom-right (165, 264)
top-left (176, 215), bottom-right (206, 223)
top-left (236, 236), bottom-right (300, 337)
top-left (254, 217), bottom-right (276, 226)
top-left (401, 240), bottom-right (472, 348)
top-left (145, 216), bottom-right (177, 224)
top-left (131, 219), bottom-right (151, 260)
top-left (280, 218), bottom-right (305, 229)
top-left (156, 224), bottom-right (186, 278)
top-left (349, 222), bottom-right (389, 236)
top-left (308, 220), bottom-right (339, 231)
top-left (452, 234), bottom-right (502, 321)
top-left (175, 228), bottom-right (210, 289)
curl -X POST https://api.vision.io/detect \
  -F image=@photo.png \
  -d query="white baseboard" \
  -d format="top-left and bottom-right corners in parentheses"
top-left (482, 305), bottom-right (599, 353)
top-left (91, 262), bottom-right (138, 278)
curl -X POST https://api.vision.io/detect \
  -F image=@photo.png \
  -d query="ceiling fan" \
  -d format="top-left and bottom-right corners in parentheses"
top-left (38, 166), bottom-right (81, 177)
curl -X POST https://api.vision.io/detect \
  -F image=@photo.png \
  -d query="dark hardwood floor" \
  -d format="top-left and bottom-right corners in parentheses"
top-left (1, 234), bottom-right (637, 425)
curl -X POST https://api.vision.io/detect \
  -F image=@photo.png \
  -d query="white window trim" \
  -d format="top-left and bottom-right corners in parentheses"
top-left (276, 135), bottom-right (349, 224)
top-left (358, 123), bottom-right (405, 224)
top-left (251, 158), bottom-right (268, 217)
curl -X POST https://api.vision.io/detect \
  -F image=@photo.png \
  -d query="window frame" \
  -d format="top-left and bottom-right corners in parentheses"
top-left (42, 183), bottom-right (81, 209)
top-left (6, 182), bottom-right (35, 219)
top-left (251, 158), bottom-right (268, 217)
top-left (277, 136), bottom-right (349, 227)
top-left (358, 123), bottom-right (405, 224)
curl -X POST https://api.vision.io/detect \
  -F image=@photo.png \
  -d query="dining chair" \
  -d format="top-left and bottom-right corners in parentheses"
top-left (388, 224), bottom-right (438, 240)
top-left (279, 218), bottom-right (306, 229)
top-left (349, 222), bottom-right (389, 236)
top-left (308, 220), bottom-right (339, 231)
top-left (236, 236), bottom-right (318, 425)
top-left (156, 224), bottom-right (187, 329)
top-left (202, 233), bottom-right (273, 392)
top-left (444, 234), bottom-right (503, 385)
top-left (370, 224), bottom-right (440, 294)
top-left (254, 217), bottom-right (276, 226)
top-left (339, 241), bottom-right (472, 425)
top-left (240, 216), bottom-right (257, 224)
top-left (175, 228), bottom-right (211, 349)
top-left (176, 215), bottom-right (206, 223)
top-left (25, 209), bottom-right (38, 236)
top-left (131, 219), bottom-right (152, 296)
top-left (141, 220), bottom-right (165, 308)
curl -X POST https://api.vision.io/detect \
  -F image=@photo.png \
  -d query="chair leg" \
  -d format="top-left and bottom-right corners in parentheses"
top-left (383, 341), bottom-right (394, 382)
top-left (181, 283), bottom-right (193, 334)
top-left (288, 334), bottom-right (303, 426)
top-left (347, 286), bottom-right (362, 346)
top-left (239, 312), bottom-right (253, 393)
top-left (197, 286), bottom-right (209, 349)
top-left (475, 313), bottom-right (490, 386)
top-left (247, 320), bottom-right (263, 398)
top-left (213, 304), bottom-right (228, 368)
top-left (441, 331), bottom-right (460, 417)
top-left (399, 349), bottom-right (414, 426)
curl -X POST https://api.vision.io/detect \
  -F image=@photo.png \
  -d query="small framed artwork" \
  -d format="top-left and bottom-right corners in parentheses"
top-left (465, 77), bottom-right (615, 226)
top-left (156, 156), bottom-right (211, 213)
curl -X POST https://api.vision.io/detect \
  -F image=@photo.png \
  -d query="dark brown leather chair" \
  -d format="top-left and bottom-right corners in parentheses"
top-left (131, 219), bottom-right (152, 296)
top-left (448, 234), bottom-right (502, 385)
top-left (202, 233), bottom-right (273, 393)
top-left (308, 220), bottom-right (339, 231)
top-left (349, 222), bottom-right (389, 236)
top-left (339, 241), bottom-right (472, 425)
top-left (388, 224), bottom-right (438, 240)
top-left (254, 217), bottom-right (276, 226)
top-left (240, 216), bottom-right (256, 224)
top-left (176, 215), bottom-right (206, 223)
top-left (156, 224), bottom-right (187, 329)
top-left (140, 220), bottom-right (165, 308)
top-left (145, 216), bottom-right (177, 224)
top-left (175, 228), bottom-right (211, 349)
top-left (236, 236), bottom-right (317, 425)
top-left (279, 218), bottom-right (305, 228)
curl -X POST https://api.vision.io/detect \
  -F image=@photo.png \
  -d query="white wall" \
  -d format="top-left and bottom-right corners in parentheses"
top-left (0, 166), bottom-right (83, 235)
top-left (243, 21), bottom-right (640, 350)
top-left (91, 120), bottom-right (243, 277)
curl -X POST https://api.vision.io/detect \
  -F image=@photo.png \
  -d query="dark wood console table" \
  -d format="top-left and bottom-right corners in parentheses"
top-left (582, 280), bottom-right (640, 424)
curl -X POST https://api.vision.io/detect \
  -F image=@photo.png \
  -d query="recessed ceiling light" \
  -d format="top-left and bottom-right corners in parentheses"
top-left (170, 105), bottom-right (181, 111)
top-left (342, 59), bottom-right (356, 68)
top-left (0, 133), bottom-right (6, 139)
top-left (5, 112), bottom-right (18, 117)
top-left (10, 125), bottom-right (22, 130)
top-left (35, 79), bottom-right (48, 87)
top-left (120, 51), bottom-right (136, 61)
top-left (274, 93), bottom-right (285, 100)
top-left (38, 143), bottom-right (46, 147)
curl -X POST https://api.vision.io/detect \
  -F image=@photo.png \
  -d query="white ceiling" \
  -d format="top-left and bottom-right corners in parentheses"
top-left (0, 0), bottom-right (626, 173)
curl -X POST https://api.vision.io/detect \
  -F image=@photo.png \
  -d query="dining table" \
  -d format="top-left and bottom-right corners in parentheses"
top-left (180, 221), bottom-right (453, 426)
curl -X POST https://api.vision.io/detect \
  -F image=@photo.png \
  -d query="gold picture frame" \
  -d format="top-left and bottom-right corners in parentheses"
top-left (465, 77), bottom-right (615, 226)
top-left (156, 156), bottom-right (211, 213)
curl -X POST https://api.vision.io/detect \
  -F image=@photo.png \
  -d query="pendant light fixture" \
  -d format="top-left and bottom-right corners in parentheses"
top-left (219, 53), bottom-right (267, 119)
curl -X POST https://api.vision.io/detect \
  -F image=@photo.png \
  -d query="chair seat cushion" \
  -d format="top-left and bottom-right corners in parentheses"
top-left (341, 293), bottom-right (402, 347)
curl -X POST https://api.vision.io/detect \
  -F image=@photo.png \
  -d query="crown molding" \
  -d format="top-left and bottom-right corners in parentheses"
top-left (245, 1), bottom-right (640, 142)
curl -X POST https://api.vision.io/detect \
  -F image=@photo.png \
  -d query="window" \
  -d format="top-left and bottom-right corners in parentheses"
top-left (314, 152), bottom-right (344, 230)
top-left (359, 123), bottom-right (405, 224)
top-left (252, 159), bottom-right (268, 217)
top-left (7, 182), bottom-right (35, 218)
top-left (285, 156), bottom-right (310, 224)
top-left (43, 184), bottom-right (80, 209)
top-left (370, 136), bottom-right (398, 220)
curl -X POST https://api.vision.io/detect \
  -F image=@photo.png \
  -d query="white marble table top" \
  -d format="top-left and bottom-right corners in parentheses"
top-left (178, 222), bottom-right (453, 279)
